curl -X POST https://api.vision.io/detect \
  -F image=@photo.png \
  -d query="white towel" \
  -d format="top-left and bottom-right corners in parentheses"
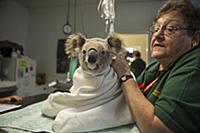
top-left (42, 66), bottom-right (133, 132)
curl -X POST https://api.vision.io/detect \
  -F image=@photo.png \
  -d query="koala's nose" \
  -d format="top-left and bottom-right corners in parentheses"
top-left (88, 49), bottom-right (97, 63)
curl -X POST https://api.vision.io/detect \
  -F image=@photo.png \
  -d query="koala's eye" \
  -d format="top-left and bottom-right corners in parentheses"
top-left (82, 50), bottom-right (86, 54)
top-left (102, 51), bottom-right (105, 55)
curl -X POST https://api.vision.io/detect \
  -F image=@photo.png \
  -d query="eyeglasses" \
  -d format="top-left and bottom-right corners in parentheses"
top-left (149, 24), bottom-right (193, 36)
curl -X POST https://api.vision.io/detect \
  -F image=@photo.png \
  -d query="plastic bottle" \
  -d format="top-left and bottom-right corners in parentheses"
top-left (11, 48), bottom-right (18, 58)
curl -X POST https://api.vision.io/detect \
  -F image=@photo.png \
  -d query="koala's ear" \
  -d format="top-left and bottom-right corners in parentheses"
top-left (64, 33), bottom-right (86, 57)
top-left (65, 33), bottom-right (85, 48)
top-left (107, 34), bottom-right (123, 53)
top-left (77, 33), bottom-right (86, 48)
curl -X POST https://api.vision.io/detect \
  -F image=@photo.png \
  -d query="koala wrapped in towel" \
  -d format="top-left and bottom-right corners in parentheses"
top-left (41, 33), bottom-right (134, 132)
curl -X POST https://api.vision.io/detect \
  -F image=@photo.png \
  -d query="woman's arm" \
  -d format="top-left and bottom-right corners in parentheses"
top-left (0, 95), bottom-right (22, 104)
top-left (111, 53), bottom-right (172, 133)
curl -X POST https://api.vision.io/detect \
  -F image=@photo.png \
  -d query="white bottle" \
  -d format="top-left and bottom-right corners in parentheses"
top-left (11, 48), bottom-right (17, 58)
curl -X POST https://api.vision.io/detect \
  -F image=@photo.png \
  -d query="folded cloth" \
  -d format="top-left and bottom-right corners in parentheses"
top-left (41, 66), bottom-right (133, 132)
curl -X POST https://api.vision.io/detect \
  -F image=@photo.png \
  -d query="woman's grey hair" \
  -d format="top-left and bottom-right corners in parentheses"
top-left (154, 0), bottom-right (200, 36)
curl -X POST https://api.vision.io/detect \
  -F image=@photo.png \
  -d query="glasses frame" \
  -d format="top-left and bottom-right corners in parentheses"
top-left (148, 24), bottom-right (195, 36)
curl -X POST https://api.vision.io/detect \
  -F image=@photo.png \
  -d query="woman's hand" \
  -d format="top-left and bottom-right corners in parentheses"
top-left (0, 95), bottom-right (23, 104)
top-left (111, 51), bottom-right (131, 78)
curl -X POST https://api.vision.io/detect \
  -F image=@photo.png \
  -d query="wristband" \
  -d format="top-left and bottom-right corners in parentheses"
top-left (120, 75), bottom-right (133, 84)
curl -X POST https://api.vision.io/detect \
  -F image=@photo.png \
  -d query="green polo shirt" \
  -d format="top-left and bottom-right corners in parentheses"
top-left (137, 46), bottom-right (200, 133)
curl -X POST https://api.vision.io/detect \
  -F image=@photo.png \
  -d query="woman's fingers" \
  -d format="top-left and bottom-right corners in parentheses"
top-left (110, 51), bottom-right (130, 78)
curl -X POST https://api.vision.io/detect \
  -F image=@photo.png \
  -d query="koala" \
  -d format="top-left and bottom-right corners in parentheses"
top-left (79, 38), bottom-right (112, 74)
top-left (66, 33), bottom-right (126, 74)
top-left (42, 33), bottom-right (133, 133)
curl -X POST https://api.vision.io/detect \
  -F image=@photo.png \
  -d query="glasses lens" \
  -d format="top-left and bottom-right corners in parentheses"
top-left (165, 25), bottom-right (179, 35)
top-left (149, 26), bottom-right (158, 35)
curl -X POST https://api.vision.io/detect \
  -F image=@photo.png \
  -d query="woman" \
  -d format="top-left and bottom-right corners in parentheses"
top-left (112, 0), bottom-right (200, 132)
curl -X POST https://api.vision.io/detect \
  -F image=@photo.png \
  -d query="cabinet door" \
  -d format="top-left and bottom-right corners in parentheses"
top-left (1, 58), bottom-right (17, 81)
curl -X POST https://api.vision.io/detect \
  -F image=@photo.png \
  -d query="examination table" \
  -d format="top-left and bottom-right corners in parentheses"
top-left (0, 94), bottom-right (140, 133)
